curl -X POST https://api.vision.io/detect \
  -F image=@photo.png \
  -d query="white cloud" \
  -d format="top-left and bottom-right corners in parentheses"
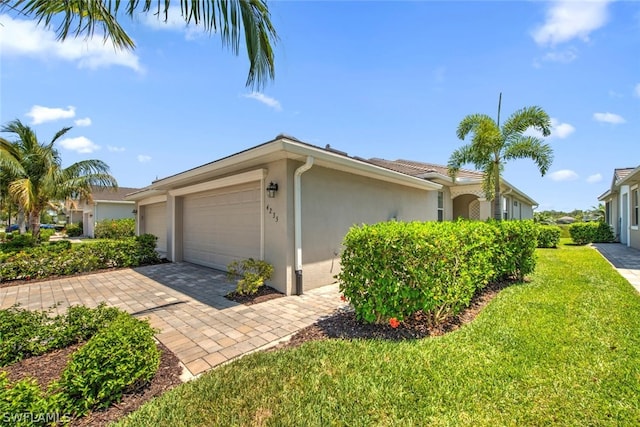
top-left (532, 0), bottom-right (612, 46)
top-left (243, 92), bottom-right (282, 111)
top-left (74, 117), bottom-right (92, 127)
top-left (549, 169), bottom-right (579, 181)
top-left (137, 155), bottom-right (152, 163)
top-left (107, 145), bottom-right (126, 152)
top-left (587, 173), bottom-right (603, 183)
top-left (524, 117), bottom-right (574, 139)
top-left (542, 48), bottom-right (578, 63)
top-left (550, 118), bottom-right (575, 139)
top-left (593, 112), bottom-right (626, 124)
top-left (635, 83), bottom-right (640, 97)
top-left (26, 105), bottom-right (75, 125)
top-left (58, 136), bottom-right (100, 153)
top-left (0, 14), bottom-right (143, 73)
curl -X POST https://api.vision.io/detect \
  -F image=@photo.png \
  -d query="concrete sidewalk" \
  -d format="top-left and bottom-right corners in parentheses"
top-left (593, 243), bottom-right (640, 293)
top-left (0, 263), bottom-right (346, 379)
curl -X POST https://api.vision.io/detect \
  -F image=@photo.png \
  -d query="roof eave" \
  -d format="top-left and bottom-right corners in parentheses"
top-left (147, 137), bottom-right (442, 193)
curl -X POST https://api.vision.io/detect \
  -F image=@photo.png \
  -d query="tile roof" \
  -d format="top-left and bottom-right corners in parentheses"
top-left (367, 158), bottom-right (484, 180)
top-left (614, 168), bottom-right (636, 184)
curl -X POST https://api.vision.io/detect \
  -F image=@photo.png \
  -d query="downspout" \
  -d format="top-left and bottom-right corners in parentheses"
top-left (294, 156), bottom-right (314, 295)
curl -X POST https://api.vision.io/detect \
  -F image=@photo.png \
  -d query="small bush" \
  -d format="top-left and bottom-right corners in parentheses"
top-left (0, 304), bottom-right (120, 367)
top-left (65, 222), bottom-right (83, 237)
top-left (56, 313), bottom-right (160, 416)
top-left (0, 233), bottom-right (35, 251)
top-left (39, 229), bottom-right (55, 242)
top-left (569, 222), bottom-right (615, 245)
top-left (0, 372), bottom-right (64, 427)
top-left (537, 225), bottom-right (561, 248)
top-left (227, 258), bottom-right (274, 295)
top-left (94, 218), bottom-right (135, 239)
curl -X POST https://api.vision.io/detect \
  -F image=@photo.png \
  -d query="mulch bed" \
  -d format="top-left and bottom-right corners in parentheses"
top-left (272, 279), bottom-right (516, 350)
top-left (225, 285), bottom-right (284, 305)
top-left (0, 342), bottom-right (183, 427)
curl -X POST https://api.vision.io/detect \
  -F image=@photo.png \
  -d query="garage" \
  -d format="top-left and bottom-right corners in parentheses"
top-left (142, 202), bottom-right (167, 253)
top-left (182, 181), bottom-right (261, 271)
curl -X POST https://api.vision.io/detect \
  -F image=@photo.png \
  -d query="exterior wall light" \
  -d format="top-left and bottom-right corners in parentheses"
top-left (132, 209), bottom-right (138, 215)
top-left (266, 182), bottom-right (278, 198)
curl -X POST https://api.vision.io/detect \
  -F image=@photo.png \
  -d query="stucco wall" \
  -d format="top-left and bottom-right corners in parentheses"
top-left (262, 159), bottom-right (294, 295)
top-left (630, 227), bottom-right (640, 250)
top-left (299, 165), bottom-right (435, 290)
top-left (95, 203), bottom-right (136, 222)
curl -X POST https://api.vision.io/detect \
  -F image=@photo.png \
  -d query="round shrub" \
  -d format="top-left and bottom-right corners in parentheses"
top-left (94, 218), bottom-right (135, 239)
top-left (537, 225), bottom-right (561, 248)
top-left (569, 222), bottom-right (614, 245)
top-left (65, 223), bottom-right (83, 237)
top-left (56, 313), bottom-right (160, 416)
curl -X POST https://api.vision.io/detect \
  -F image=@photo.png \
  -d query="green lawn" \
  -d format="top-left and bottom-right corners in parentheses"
top-left (117, 242), bottom-right (640, 426)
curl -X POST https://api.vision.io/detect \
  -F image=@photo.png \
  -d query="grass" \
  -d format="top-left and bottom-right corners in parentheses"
top-left (117, 242), bottom-right (640, 426)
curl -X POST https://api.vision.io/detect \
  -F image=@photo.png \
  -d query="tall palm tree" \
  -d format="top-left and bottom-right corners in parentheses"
top-left (448, 94), bottom-right (553, 220)
top-left (0, 119), bottom-right (117, 241)
top-left (0, 0), bottom-right (278, 88)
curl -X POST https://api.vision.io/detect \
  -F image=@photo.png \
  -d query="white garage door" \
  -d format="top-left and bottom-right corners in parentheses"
top-left (182, 181), bottom-right (261, 270)
top-left (143, 202), bottom-right (167, 253)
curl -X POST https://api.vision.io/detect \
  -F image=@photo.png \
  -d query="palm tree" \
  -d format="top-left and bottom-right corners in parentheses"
top-left (448, 94), bottom-right (553, 220)
top-left (0, 0), bottom-right (277, 88)
top-left (0, 119), bottom-right (117, 241)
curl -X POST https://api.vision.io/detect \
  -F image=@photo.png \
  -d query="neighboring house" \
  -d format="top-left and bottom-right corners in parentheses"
top-left (66, 187), bottom-right (139, 237)
top-left (599, 166), bottom-right (640, 247)
top-left (126, 135), bottom-right (538, 295)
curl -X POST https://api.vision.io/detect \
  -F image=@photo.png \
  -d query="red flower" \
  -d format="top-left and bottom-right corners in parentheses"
top-left (389, 317), bottom-right (400, 329)
top-left (340, 295), bottom-right (347, 302)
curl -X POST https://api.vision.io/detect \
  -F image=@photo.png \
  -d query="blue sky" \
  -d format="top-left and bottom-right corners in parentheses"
top-left (1, 0), bottom-right (638, 212)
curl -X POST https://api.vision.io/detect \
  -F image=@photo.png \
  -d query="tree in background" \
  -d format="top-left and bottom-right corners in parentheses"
top-left (448, 94), bottom-right (553, 220)
top-left (0, 119), bottom-right (117, 241)
top-left (0, 0), bottom-right (278, 88)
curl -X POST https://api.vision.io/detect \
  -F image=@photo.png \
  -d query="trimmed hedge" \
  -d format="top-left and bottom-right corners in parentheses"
top-left (569, 222), bottom-right (615, 245)
top-left (0, 234), bottom-right (160, 282)
top-left (537, 225), bottom-right (561, 248)
top-left (337, 220), bottom-right (538, 325)
top-left (94, 218), bottom-right (135, 239)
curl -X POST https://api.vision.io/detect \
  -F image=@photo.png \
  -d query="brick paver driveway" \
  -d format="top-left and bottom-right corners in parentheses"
top-left (0, 263), bottom-right (346, 378)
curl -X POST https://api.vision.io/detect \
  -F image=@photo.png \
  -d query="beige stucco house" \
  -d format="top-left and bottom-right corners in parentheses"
top-left (66, 187), bottom-right (138, 237)
top-left (126, 135), bottom-right (538, 295)
top-left (599, 166), bottom-right (640, 247)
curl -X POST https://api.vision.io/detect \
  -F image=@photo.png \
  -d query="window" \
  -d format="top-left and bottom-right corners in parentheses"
top-left (633, 190), bottom-right (639, 226)
top-left (437, 191), bottom-right (444, 222)
top-left (605, 201), bottom-right (611, 224)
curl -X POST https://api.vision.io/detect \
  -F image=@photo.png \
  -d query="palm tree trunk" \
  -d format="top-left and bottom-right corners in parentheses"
top-left (29, 209), bottom-right (41, 242)
top-left (494, 165), bottom-right (502, 221)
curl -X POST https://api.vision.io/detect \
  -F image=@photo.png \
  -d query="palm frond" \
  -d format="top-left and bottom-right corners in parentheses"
top-left (504, 137), bottom-right (554, 176)
top-left (502, 106), bottom-right (551, 139)
top-left (456, 114), bottom-right (495, 140)
top-left (1, 0), bottom-right (279, 88)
